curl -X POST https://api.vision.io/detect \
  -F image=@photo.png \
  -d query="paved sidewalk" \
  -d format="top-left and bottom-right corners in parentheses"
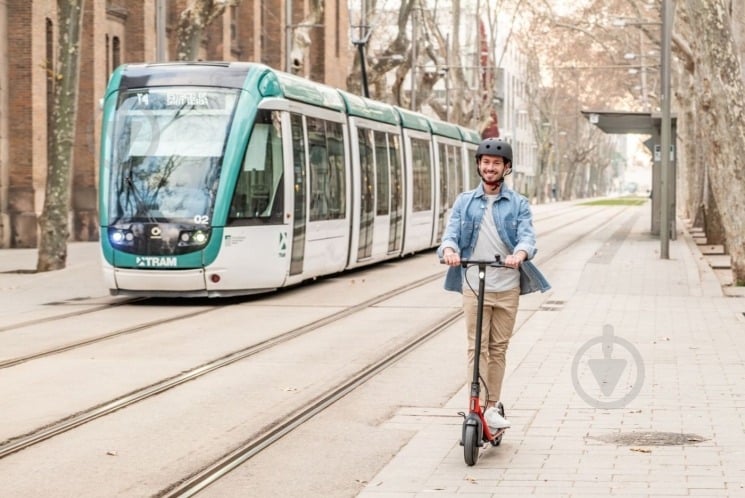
top-left (359, 210), bottom-right (745, 498)
top-left (0, 242), bottom-right (112, 326)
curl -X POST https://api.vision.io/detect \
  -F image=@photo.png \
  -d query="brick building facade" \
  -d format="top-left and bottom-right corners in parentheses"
top-left (0, 0), bottom-right (350, 248)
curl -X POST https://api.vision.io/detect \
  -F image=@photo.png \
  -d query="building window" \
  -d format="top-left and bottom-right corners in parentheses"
top-left (112, 36), bottom-right (121, 70)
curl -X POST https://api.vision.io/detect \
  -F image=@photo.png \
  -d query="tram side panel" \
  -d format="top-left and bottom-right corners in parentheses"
top-left (205, 107), bottom-right (290, 293)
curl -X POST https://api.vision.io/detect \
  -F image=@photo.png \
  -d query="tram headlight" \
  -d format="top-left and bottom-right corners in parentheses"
top-left (109, 228), bottom-right (135, 247)
top-left (177, 229), bottom-right (210, 247)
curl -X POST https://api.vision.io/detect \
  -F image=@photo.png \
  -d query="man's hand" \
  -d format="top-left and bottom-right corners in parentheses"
top-left (504, 251), bottom-right (527, 269)
top-left (442, 248), bottom-right (461, 267)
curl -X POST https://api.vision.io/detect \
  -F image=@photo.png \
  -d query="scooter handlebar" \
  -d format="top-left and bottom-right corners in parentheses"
top-left (439, 255), bottom-right (507, 268)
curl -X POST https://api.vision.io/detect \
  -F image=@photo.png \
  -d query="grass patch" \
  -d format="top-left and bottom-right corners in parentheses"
top-left (581, 197), bottom-right (648, 206)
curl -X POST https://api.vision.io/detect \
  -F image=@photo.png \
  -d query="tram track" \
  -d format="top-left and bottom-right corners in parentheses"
top-left (155, 311), bottom-right (463, 498)
top-left (0, 307), bottom-right (223, 370)
top-left (0, 297), bottom-right (143, 334)
top-left (0, 272), bottom-right (446, 459)
top-left (0, 203), bottom-right (634, 468)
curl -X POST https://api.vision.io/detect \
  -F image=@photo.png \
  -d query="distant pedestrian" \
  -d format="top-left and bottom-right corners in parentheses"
top-left (438, 138), bottom-right (551, 431)
top-left (480, 110), bottom-right (500, 139)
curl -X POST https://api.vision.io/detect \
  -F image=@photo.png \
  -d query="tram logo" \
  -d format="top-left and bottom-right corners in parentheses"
top-left (136, 256), bottom-right (178, 267)
top-left (278, 232), bottom-right (287, 257)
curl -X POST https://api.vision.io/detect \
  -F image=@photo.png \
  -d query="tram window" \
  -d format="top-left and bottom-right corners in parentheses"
top-left (374, 131), bottom-right (390, 216)
top-left (307, 117), bottom-right (346, 221)
top-left (450, 144), bottom-right (463, 203)
top-left (466, 146), bottom-right (479, 188)
top-left (387, 133), bottom-right (404, 253)
top-left (358, 128), bottom-right (375, 212)
top-left (229, 109), bottom-right (284, 224)
top-left (438, 142), bottom-right (448, 209)
top-left (442, 144), bottom-right (462, 205)
top-left (108, 87), bottom-right (237, 225)
top-left (325, 121), bottom-right (346, 218)
top-left (411, 138), bottom-right (432, 212)
top-left (388, 134), bottom-right (403, 219)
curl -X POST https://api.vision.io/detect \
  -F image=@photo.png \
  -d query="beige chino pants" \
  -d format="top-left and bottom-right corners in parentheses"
top-left (463, 286), bottom-right (520, 404)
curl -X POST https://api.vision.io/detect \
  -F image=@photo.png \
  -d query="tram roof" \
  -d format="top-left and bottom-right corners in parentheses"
top-left (458, 126), bottom-right (482, 144)
top-left (429, 119), bottom-right (462, 140)
top-left (272, 71), bottom-right (346, 111)
top-left (394, 107), bottom-right (432, 132)
top-left (114, 62), bottom-right (255, 91)
top-left (337, 91), bottom-right (400, 125)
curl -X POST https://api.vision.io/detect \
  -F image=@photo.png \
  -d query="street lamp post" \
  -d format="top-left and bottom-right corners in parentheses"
top-left (351, 0), bottom-right (372, 98)
top-left (155, 0), bottom-right (167, 62)
top-left (660, 0), bottom-right (674, 259)
top-left (612, 12), bottom-right (673, 258)
top-left (285, 0), bottom-right (293, 72)
top-left (410, 8), bottom-right (418, 110)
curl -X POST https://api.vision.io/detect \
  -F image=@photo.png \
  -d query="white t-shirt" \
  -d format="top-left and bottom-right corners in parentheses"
top-left (465, 195), bottom-right (520, 292)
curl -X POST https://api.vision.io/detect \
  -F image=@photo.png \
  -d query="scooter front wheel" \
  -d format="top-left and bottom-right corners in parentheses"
top-left (464, 424), bottom-right (480, 466)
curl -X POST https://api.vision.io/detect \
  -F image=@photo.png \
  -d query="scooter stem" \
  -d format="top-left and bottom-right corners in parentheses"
top-left (470, 262), bottom-right (487, 397)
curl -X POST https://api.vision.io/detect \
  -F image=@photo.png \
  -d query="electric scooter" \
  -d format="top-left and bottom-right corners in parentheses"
top-left (453, 255), bottom-right (508, 466)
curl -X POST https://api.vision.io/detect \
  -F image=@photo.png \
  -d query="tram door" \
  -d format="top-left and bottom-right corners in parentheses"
top-left (402, 131), bottom-right (435, 254)
top-left (289, 114), bottom-right (307, 276)
top-left (289, 111), bottom-right (349, 279)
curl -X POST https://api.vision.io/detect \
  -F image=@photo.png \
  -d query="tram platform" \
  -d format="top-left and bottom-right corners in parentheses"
top-left (357, 212), bottom-right (745, 498)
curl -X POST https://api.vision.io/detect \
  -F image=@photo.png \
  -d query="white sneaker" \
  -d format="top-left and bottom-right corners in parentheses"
top-left (485, 406), bottom-right (511, 430)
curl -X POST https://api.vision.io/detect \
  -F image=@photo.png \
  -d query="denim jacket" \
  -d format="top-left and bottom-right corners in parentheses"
top-left (437, 183), bottom-right (551, 295)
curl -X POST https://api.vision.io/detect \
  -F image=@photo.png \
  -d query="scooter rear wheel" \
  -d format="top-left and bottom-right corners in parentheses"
top-left (492, 402), bottom-right (506, 446)
top-left (464, 424), bottom-right (480, 465)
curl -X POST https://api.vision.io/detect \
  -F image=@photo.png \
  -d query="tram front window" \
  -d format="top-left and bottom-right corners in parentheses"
top-left (107, 87), bottom-right (238, 226)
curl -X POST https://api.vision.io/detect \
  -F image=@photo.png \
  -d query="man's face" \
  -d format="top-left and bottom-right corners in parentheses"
top-left (479, 155), bottom-right (509, 184)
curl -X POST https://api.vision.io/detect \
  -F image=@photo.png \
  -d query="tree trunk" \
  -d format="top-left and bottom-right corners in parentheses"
top-left (176, 0), bottom-right (232, 61)
top-left (685, 0), bottom-right (745, 283)
top-left (290, 0), bottom-right (323, 74)
top-left (36, 0), bottom-right (85, 272)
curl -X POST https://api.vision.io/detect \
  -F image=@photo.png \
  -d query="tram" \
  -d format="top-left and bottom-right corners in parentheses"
top-left (98, 61), bottom-right (481, 297)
